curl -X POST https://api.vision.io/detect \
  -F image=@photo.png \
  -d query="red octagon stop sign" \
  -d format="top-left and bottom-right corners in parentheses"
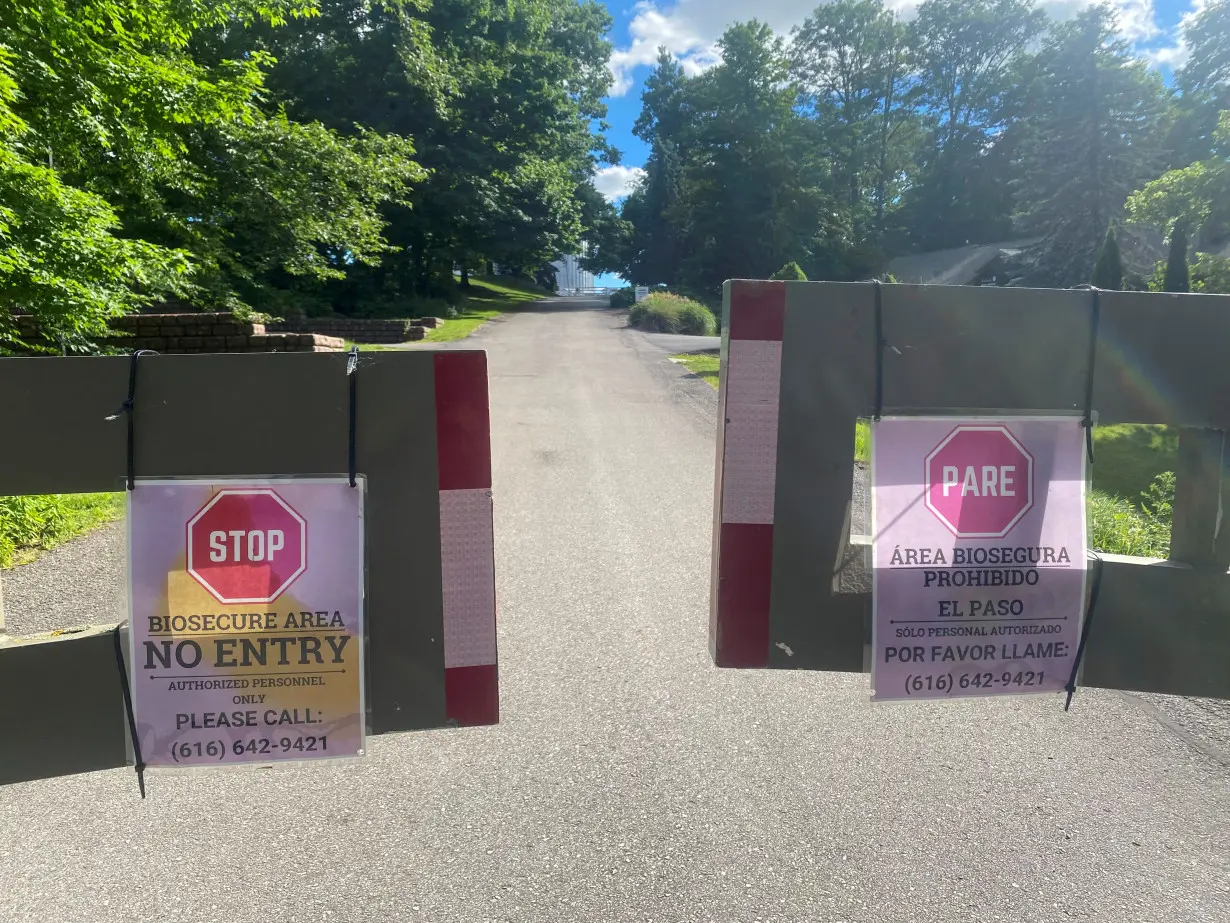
top-left (187, 489), bottom-right (307, 604)
top-left (924, 425), bottom-right (1034, 539)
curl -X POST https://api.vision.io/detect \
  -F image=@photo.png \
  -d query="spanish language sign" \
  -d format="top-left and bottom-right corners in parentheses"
top-left (127, 478), bottom-right (365, 767)
top-left (871, 417), bottom-right (1086, 701)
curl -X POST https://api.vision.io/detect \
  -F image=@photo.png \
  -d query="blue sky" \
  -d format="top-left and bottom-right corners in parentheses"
top-left (590, 0), bottom-right (1203, 203)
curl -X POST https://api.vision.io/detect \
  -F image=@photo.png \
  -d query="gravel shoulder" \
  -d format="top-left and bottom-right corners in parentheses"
top-left (2, 520), bottom-right (126, 636)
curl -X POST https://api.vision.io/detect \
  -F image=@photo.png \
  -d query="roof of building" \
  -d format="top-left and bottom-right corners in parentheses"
top-left (888, 239), bottom-right (1038, 285)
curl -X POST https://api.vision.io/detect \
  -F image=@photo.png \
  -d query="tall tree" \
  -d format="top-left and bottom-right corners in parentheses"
top-left (675, 22), bottom-right (833, 293)
top-left (1180, 0), bottom-right (1230, 99)
top-left (790, 0), bottom-right (915, 240)
top-left (1091, 225), bottom-right (1124, 289)
top-left (634, 49), bottom-right (690, 145)
top-left (1015, 6), bottom-right (1169, 287)
top-left (622, 138), bottom-right (685, 286)
top-left (247, 0), bottom-right (615, 302)
top-left (1162, 225), bottom-right (1190, 293)
top-left (1, 0), bottom-right (424, 338)
top-left (901, 0), bottom-right (1045, 248)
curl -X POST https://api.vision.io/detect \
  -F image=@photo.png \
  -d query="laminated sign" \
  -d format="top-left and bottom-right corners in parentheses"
top-left (872, 417), bottom-right (1087, 701)
top-left (127, 478), bottom-right (365, 767)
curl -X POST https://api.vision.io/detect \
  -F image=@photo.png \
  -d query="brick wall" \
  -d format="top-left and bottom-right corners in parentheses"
top-left (269, 317), bottom-right (431, 343)
top-left (110, 313), bottom-right (344, 353)
top-left (12, 313), bottom-right (345, 354)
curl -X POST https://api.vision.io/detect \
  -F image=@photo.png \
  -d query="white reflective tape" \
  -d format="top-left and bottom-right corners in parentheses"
top-left (721, 339), bottom-right (782, 525)
top-left (440, 488), bottom-right (498, 669)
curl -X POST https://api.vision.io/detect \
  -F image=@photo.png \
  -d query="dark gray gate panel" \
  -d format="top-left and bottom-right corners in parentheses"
top-left (0, 350), bottom-right (489, 784)
top-left (712, 280), bottom-right (1230, 701)
top-left (769, 283), bottom-right (873, 670)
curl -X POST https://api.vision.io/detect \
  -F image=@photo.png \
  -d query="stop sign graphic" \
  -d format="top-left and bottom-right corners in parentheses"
top-left (187, 489), bottom-right (307, 604)
top-left (924, 425), bottom-right (1034, 538)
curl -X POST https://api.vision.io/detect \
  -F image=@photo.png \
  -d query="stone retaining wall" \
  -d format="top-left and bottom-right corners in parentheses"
top-left (268, 317), bottom-right (433, 342)
top-left (13, 313), bottom-right (345, 354)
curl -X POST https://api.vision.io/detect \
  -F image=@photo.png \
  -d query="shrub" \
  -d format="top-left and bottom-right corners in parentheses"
top-left (1089, 471), bottom-right (1174, 558)
top-left (770, 261), bottom-right (808, 281)
top-left (0, 493), bottom-right (123, 567)
top-left (610, 287), bottom-right (636, 310)
top-left (627, 292), bottom-right (716, 335)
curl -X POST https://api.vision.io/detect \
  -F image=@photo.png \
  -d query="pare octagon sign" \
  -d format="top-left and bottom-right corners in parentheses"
top-left (924, 425), bottom-right (1034, 539)
top-left (187, 488), bottom-right (308, 605)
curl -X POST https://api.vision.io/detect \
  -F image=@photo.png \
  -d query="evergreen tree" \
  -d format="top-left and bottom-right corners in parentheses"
top-left (1016, 7), bottom-right (1169, 287)
top-left (626, 138), bottom-right (685, 286)
top-left (1091, 225), bottom-right (1124, 289)
top-left (900, 0), bottom-right (1045, 249)
top-left (770, 262), bottom-right (809, 281)
top-left (1162, 225), bottom-right (1190, 293)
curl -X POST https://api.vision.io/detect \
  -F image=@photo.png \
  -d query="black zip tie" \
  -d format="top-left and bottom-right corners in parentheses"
top-left (105, 349), bottom-right (158, 490)
top-left (873, 280), bottom-right (885, 422)
top-left (1064, 551), bottom-right (1104, 711)
top-left (112, 624), bottom-right (147, 798)
top-left (346, 346), bottom-right (359, 488)
top-left (1081, 289), bottom-right (1100, 466)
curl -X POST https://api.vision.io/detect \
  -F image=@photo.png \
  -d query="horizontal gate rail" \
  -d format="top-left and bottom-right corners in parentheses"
top-left (710, 281), bottom-right (1230, 700)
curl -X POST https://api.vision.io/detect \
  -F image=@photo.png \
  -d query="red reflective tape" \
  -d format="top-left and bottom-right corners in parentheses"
top-left (728, 281), bottom-right (785, 342)
top-left (434, 352), bottom-right (492, 491)
top-left (445, 664), bottom-right (500, 726)
top-left (713, 522), bottom-right (773, 668)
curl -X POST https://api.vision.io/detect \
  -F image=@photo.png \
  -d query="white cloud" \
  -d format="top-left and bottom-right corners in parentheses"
top-left (593, 164), bottom-right (647, 201)
top-left (609, 0), bottom-right (1169, 98)
top-left (1144, 0), bottom-right (1209, 71)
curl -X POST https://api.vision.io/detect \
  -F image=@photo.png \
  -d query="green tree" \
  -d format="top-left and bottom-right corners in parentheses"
top-left (1180, 0), bottom-right (1230, 99)
top-left (1091, 225), bottom-right (1124, 289)
top-left (625, 138), bottom-right (686, 286)
top-left (770, 261), bottom-right (809, 281)
top-left (634, 49), bottom-right (690, 145)
top-left (1191, 254), bottom-right (1230, 294)
top-left (3, 0), bottom-right (425, 321)
top-left (0, 47), bottom-right (189, 350)
top-left (678, 23), bottom-right (834, 293)
top-left (901, 0), bottom-right (1046, 248)
top-left (1162, 225), bottom-right (1190, 293)
top-left (1129, 112), bottom-right (1230, 250)
top-left (791, 0), bottom-right (911, 238)
top-left (1015, 6), bottom-right (1169, 287)
top-left (249, 0), bottom-right (614, 303)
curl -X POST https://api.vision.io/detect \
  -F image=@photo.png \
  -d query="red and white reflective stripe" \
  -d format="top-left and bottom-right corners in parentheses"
top-left (713, 281), bottom-right (784, 668)
top-left (434, 352), bottom-right (499, 726)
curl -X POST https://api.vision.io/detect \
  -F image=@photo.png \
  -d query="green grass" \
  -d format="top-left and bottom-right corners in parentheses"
top-left (425, 276), bottom-right (551, 343)
top-left (673, 351), bottom-right (719, 386)
top-left (1, 493), bottom-right (124, 568)
top-left (341, 276), bottom-right (551, 349)
top-left (1090, 424), bottom-right (1177, 501)
top-left (679, 352), bottom-right (1177, 555)
top-left (1089, 479), bottom-right (1173, 558)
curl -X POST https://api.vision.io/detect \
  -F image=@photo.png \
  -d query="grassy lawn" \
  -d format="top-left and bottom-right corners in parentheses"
top-left (675, 350), bottom-right (1176, 556)
top-left (345, 276), bottom-right (552, 349)
top-left (673, 350), bottom-right (718, 386)
top-left (0, 493), bottom-right (124, 568)
top-left (426, 276), bottom-right (551, 343)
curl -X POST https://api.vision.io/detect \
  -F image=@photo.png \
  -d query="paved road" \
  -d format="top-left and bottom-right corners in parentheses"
top-left (3, 296), bottom-right (1229, 922)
